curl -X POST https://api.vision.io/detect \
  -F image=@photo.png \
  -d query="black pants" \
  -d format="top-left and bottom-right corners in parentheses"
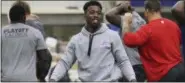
top-left (133, 64), bottom-right (146, 82)
top-left (159, 63), bottom-right (185, 82)
top-left (118, 64), bottom-right (146, 82)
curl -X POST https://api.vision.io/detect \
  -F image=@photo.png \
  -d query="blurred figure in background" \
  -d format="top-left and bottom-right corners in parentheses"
top-left (171, 0), bottom-right (185, 80)
top-left (1, 4), bottom-right (52, 82)
top-left (123, 0), bottom-right (184, 82)
top-left (56, 37), bottom-right (64, 54)
top-left (49, 1), bottom-right (136, 82)
top-left (106, 0), bottom-right (146, 82)
top-left (171, 0), bottom-right (185, 65)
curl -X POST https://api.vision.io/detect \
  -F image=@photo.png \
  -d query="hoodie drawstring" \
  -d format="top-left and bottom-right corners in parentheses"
top-left (87, 34), bottom-right (94, 56)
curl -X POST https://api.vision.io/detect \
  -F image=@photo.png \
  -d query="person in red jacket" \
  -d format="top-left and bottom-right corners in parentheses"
top-left (122, 0), bottom-right (185, 82)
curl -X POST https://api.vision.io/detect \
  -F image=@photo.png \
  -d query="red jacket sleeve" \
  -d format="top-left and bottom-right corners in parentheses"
top-left (123, 25), bottom-right (151, 47)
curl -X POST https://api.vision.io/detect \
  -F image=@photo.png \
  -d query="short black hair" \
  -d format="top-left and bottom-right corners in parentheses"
top-left (144, 0), bottom-right (161, 12)
top-left (83, 1), bottom-right (102, 13)
top-left (9, 4), bottom-right (26, 22)
top-left (12, 1), bottom-right (30, 14)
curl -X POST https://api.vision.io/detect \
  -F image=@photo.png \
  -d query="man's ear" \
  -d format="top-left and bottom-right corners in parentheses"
top-left (145, 9), bottom-right (149, 13)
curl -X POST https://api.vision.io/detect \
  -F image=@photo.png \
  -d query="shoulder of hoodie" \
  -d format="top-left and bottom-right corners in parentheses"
top-left (101, 23), bottom-right (121, 38)
top-left (100, 23), bottom-right (121, 37)
top-left (106, 29), bottom-right (120, 38)
top-left (68, 31), bottom-right (81, 44)
top-left (106, 29), bottom-right (121, 42)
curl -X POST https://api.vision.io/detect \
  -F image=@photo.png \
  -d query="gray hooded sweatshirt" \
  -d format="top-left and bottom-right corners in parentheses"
top-left (50, 23), bottom-right (135, 82)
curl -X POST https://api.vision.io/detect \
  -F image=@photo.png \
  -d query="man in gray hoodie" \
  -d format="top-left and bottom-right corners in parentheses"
top-left (50, 1), bottom-right (136, 82)
top-left (106, 0), bottom-right (146, 82)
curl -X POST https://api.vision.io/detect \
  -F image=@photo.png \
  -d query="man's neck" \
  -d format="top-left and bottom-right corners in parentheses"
top-left (85, 24), bottom-right (101, 33)
top-left (11, 21), bottom-right (25, 24)
top-left (25, 14), bottom-right (31, 20)
top-left (148, 13), bottom-right (162, 22)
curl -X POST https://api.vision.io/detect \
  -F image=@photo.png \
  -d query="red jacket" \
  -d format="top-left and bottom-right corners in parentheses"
top-left (123, 18), bottom-right (182, 81)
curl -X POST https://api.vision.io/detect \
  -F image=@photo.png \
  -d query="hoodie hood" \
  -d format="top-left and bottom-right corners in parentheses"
top-left (81, 23), bottom-right (108, 36)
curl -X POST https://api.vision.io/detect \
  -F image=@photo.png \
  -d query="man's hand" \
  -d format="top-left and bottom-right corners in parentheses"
top-left (124, 13), bottom-right (133, 24)
top-left (122, 12), bottom-right (133, 33)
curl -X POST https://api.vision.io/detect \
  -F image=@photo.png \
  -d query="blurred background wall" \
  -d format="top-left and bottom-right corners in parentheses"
top-left (1, 0), bottom-right (178, 41)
